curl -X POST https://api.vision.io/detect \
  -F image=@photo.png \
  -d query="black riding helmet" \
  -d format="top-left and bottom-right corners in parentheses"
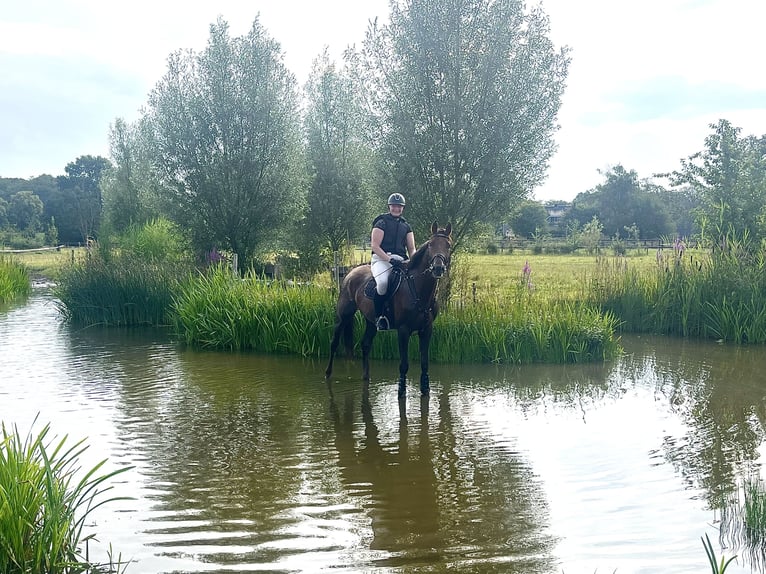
top-left (388, 193), bottom-right (406, 206)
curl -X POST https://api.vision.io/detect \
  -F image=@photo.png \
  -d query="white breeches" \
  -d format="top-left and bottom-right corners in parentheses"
top-left (371, 254), bottom-right (403, 295)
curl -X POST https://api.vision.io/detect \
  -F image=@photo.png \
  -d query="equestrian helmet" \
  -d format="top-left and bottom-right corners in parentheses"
top-left (387, 193), bottom-right (406, 206)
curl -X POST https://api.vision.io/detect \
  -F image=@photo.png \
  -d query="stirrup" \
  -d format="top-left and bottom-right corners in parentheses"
top-left (375, 316), bottom-right (390, 331)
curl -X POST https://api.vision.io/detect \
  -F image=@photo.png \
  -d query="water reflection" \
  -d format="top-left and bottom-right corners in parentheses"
top-left (5, 290), bottom-right (766, 573)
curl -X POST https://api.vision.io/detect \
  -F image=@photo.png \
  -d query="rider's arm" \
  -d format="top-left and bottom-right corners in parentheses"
top-left (406, 232), bottom-right (416, 259)
top-left (371, 228), bottom-right (393, 262)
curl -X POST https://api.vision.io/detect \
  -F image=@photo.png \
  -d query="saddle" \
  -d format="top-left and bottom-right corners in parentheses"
top-left (364, 267), bottom-right (404, 299)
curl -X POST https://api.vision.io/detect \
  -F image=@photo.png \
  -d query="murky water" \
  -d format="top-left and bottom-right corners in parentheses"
top-left (2, 287), bottom-right (766, 573)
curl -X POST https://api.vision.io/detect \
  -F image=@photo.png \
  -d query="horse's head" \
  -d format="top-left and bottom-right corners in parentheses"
top-left (426, 221), bottom-right (452, 278)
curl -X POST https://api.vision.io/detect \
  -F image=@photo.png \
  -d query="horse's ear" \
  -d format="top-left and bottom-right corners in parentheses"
top-left (445, 222), bottom-right (452, 237)
top-left (431, 221), bottom-right (438, 235)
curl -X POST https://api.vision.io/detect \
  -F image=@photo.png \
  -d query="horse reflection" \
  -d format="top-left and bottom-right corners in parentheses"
top-left (329, 383), bottom-right (441, 559)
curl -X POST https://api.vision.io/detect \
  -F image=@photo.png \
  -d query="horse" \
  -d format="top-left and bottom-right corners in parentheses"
top-left (325, 221), bottom-right (452, 397)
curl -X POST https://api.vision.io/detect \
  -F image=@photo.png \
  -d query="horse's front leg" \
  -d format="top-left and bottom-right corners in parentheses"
top-left (397, 328), bottom-right (411, 399)
top-left (418, 323), bottom-right (433, 396)
top-left (361, 320), bottom-right (377, 381)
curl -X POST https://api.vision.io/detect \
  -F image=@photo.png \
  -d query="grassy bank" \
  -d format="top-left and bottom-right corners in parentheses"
top-left (172, 265), bottom-right (620, 363)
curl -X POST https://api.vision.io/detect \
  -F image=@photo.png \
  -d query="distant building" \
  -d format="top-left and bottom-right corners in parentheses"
top-left (544, 201), bottom-right (571, 229)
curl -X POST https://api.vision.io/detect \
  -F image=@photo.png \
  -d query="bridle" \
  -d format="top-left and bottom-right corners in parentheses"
top-left (425, 233), bottom-right (451, 279)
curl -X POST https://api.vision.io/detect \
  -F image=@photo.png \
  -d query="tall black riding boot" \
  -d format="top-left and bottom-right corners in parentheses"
top-left (373, 292), bottom-right (389, 331)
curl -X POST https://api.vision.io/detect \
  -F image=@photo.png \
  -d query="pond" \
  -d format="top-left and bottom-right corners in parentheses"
top-left (1, 286), bottom-right (765, 573)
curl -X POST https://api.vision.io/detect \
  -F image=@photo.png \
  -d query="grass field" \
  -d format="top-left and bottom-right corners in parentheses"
top-left (9, 245), bottom-right (667, 298)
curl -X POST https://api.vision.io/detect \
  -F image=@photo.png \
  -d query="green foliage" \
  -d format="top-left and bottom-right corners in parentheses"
top-left (54, 155), bottom-right (112, 244)
top-left (101, 118), bottom-right (163, 234)
top-left (667, 119), bottom-right (766, 243)
top-left (565, 165), bottom-right (674, 239)
top-left (173, 265), bottom-right (335, 355)
top-left (355, 0), bottom-right (570, 250)
top-left (145, 17), bottom-right (304, 269)
top-left (119, 218), bottom-right (188, 262)
top-left (0, 420), bottom-right (130, 574)
top-left (173, 264), bottom-right (620, 363)
top-left (302, 48), bottom-right (374, 255)
top-left (580, 215), bottom-right (603, 254)
top-left (54, 249), bottom-right (191, 326)
top-left (586, 232), bottom-right (766, 343)
top-left (510, 199), bottom-right (549, 239)
top-left (0, 257), bottom-right (31, 303)
top-left (8, 190), bottom-right (44, 232)
top-left (702, 533), bottom-right (736, 574)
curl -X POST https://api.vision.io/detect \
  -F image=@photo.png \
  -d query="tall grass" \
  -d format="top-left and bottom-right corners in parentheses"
top-left (585, 235), bottom-right (766, 343)
top-left (173, 265), bottom-right (621, 363)
top-left (173, 265), bottom-right (336, 355)
top-left (0, 421), bottom-right (130, 574)
top-left (0, 256), bottom-right (31, 303)
top-left (54, 251), bottom-right (187, 326)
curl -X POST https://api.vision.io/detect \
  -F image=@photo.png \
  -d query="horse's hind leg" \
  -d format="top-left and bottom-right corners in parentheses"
top-left (326, 313), bottom-right (350, 379)
top-left (360, 321), bottom-right (377, 381)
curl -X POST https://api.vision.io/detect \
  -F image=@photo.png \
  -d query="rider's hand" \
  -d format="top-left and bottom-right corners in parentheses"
top-left (389, 258), bottom-right (402, 268)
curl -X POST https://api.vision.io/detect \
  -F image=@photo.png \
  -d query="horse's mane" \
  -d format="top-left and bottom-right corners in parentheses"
top-left (408, 240), bottom-right (430, 269)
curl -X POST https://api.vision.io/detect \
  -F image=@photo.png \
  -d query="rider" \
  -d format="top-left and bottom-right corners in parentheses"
top-left (370, 192), bottom-right (416, 331)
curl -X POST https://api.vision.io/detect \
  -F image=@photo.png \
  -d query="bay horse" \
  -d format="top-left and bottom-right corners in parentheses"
top-left (325, 222), bottom-right (452, 397)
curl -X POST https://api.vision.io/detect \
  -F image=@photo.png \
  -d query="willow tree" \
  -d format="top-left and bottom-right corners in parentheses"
top-left (145, 17), bottom-right (303, 266)
top-left (355, 0), bottom-right (569, 248)
top-left (301, 49), bottom-right (374, 261)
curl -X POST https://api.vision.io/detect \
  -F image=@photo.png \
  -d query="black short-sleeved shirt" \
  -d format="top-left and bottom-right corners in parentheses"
top-left (372, 213), bottom-right (412, 258)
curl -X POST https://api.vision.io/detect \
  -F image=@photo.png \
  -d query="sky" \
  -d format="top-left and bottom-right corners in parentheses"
top-left (2, 0), bottom-right (765, 202)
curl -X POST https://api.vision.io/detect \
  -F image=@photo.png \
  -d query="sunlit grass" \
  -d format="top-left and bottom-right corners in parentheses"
top-left (0, 420), bottom-right (131, 574)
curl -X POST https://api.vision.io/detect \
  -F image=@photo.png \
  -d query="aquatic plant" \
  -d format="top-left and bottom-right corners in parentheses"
top-left (0, 421), bottom-right (130, 574)
top-left (173, 265), bottom-right (621, 363)
top-left (54, 251), bottom-right (191, 327)
top-left (586, 232), bottom-right (766, 343)
top-left (0, 256), bottom-right (31, 303)
top-left (702, 533), bottom-right (736, 574)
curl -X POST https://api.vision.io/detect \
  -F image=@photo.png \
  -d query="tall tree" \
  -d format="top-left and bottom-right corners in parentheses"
top-left (666, 119), bottom-right (766, 242)
top-left (565, 165), bottom-right (673, 240)
top-left (509, 199), bottom-right (548, 239)
top-left (102, 117), bottom-right (164, 233)
top-left (8, 190), bottom-right (43, 232)
top-left (54, 155), bottom-right (112, 243)
top-left (302, 49), bottom-right (374, 256)
top-left (144, 17), bottom-right (303, 266)
top-left (354, 0), bottom-right (569, 248)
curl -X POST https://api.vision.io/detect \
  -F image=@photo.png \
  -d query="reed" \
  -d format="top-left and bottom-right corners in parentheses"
top-left (173, 265), bottom-right (336, 356)
top-left (585, 235), bottom-right (766, 343)
top-left (54, 250), bottom-right (189, 326)
top-left (0, 256), bottom-right (31, 303)
top-left (173, 265), bottom-right (621, 363)
top-left (0, 421), bottom-right (130, 574)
